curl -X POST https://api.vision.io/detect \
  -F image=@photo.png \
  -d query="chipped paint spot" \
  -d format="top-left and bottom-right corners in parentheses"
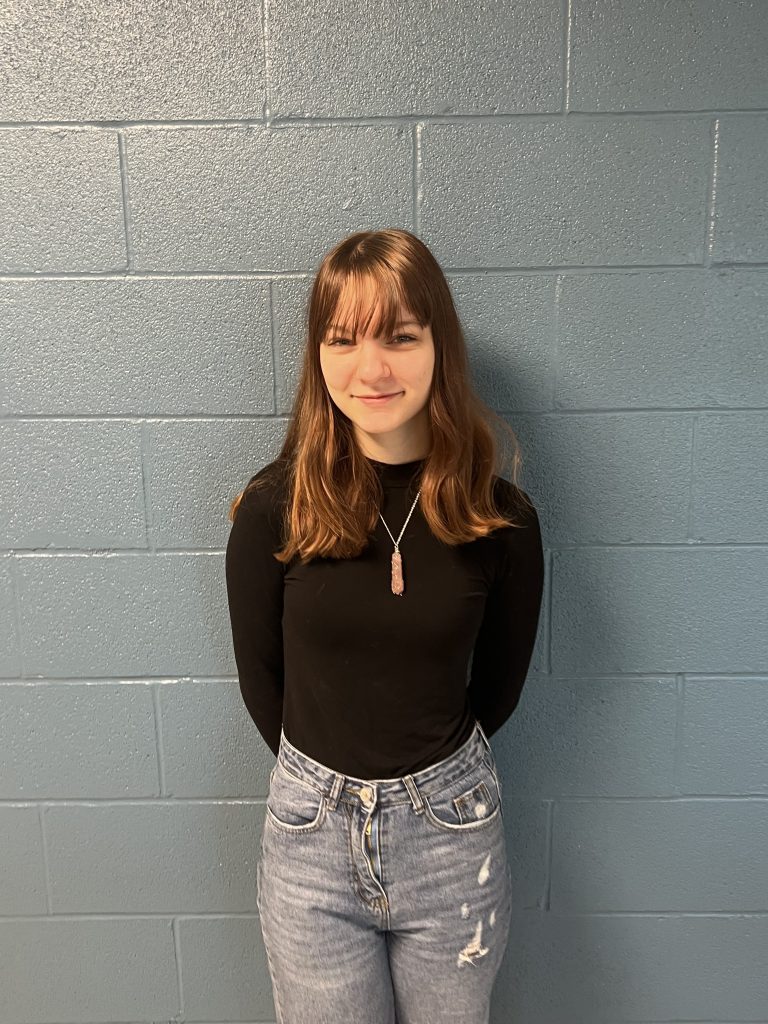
top-left (457, 920), bottom-right (490, 967)
top-left (477, 852), bottom-right (492, 885)
top-left (460, 902), bottom-right (470, 918)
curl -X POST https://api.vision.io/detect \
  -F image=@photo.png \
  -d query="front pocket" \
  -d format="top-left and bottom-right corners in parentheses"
top-left (265, 763), bottom-right (327, 834)
top-left (422, 757), bottom-right (502, 833)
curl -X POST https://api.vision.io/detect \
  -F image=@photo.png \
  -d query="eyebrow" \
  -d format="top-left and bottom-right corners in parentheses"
top-left (327, 319), bottom-right (421, 333)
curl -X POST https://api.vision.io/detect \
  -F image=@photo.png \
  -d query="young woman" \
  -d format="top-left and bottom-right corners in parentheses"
top-left (225, 228), bottom-right (544, 1024)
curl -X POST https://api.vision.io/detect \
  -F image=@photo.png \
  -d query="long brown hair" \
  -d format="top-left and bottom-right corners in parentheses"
top-left (228, 228), bottom-right (532, 565)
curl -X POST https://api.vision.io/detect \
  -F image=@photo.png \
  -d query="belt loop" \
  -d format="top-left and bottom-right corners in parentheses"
top-left (402, 774), bottom-right (425, 814)
top-left (475, 717), bottom-right (493, 755)
top-left (326, 772), bottom-right (344, 811)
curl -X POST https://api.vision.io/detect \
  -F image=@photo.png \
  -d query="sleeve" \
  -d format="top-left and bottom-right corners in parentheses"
top-left (467, 493), bottom-right (544, 738)
top-left (224, 482), bottom-right (286, 757)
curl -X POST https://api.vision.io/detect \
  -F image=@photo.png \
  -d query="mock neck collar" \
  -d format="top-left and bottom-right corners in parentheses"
top-left (365, 455), bottom-right (426, 487)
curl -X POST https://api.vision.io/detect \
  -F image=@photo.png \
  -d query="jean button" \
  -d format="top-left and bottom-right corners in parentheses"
top-left (359, 786), bottom-right (373, 806)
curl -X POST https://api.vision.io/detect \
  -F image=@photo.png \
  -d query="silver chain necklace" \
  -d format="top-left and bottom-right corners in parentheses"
top-left (378, 489), bottom-right (421, 596)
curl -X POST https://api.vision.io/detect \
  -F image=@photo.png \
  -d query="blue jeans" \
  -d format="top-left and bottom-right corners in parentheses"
top-left (256, 718), bottom-right (513, 1023)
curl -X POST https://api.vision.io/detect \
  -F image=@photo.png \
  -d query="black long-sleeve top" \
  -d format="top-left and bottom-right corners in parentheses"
top-left (225, 456), bottom-right (544, 778)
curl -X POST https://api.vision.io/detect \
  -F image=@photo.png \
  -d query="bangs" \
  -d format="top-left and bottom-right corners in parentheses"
top-left (323, 268), bottom-right (428, 342)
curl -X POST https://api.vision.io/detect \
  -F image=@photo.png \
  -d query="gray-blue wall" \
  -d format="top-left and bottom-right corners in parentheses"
top-left (1, 2), bottom-right (767, 1022)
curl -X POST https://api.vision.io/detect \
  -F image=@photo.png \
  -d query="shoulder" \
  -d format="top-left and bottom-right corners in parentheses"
top-left (488, 476), bottom-right (543, 567)
top-left (491, 476), bottom-right (540, 528)
top-left (237, 459), bottom-right (289, 530)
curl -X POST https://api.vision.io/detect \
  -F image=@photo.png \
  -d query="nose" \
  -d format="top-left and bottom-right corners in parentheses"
top-left (355, 341), bottom-right (394, 386)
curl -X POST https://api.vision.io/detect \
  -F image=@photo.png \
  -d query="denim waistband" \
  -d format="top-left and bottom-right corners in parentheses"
top-left (276, 718), bottom-right (495, 809)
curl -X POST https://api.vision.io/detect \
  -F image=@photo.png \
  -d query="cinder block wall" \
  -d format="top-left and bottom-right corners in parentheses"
top-left (1, 2), bottom-right (767, 1022)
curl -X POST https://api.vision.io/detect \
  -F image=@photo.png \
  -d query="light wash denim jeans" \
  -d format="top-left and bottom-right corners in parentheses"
top-left (256, 718), bottom-right (513, 1023)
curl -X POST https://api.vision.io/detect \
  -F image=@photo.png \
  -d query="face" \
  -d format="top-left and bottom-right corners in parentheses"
top-left (319, 298), bottom-right (436, 460)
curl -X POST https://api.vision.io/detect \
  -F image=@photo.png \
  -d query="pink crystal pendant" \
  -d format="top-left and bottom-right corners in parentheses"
top-left (391, 549), bottom-right (404, 595)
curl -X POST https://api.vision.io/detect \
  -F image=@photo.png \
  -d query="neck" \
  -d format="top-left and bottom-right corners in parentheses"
top-left (354, 417), bottom-right (432, 465)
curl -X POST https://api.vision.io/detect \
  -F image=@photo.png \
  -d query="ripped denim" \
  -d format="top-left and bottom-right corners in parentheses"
top-left (256, 718), bottom-right (513, 1024)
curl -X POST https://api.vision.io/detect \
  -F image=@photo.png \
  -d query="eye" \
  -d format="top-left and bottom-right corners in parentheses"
top-left (325, 334), bottom-right (417, 347)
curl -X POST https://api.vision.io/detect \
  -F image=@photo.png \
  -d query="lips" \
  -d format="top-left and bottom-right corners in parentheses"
top-left (356, 392), bottom-right (403, 405)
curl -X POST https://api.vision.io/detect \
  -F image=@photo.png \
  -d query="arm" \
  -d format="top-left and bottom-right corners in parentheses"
top-left (224, 481), bottom-right (285, 756)
top-left (467, 495), bottom-right (544, 738)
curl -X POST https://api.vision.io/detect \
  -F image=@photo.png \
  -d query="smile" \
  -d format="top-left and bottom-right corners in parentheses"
top-left (355, 392), bottom-right (404, 406)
